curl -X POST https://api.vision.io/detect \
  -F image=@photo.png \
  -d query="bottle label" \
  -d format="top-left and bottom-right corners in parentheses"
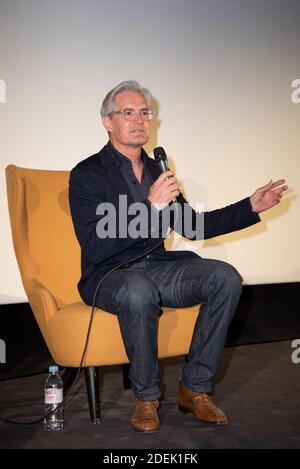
top-left (45, 388), bottom-right (63, 404)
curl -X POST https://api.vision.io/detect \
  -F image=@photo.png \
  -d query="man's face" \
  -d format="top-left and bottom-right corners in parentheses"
top-left (102, 91), bottom-right (150, 153)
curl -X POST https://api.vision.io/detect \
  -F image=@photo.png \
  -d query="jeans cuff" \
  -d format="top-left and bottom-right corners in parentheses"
top-left (180, 376), bottom-right (212, 394)
top-left (132, 386), bottom-right (161, 401)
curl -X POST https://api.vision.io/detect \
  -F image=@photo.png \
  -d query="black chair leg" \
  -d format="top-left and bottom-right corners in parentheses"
top-left (84, 366), bottom-right (101, 424)
top-left (61, 367), bottom-right (79, 393)
top-left (122, 363), bottom-right (131, 389)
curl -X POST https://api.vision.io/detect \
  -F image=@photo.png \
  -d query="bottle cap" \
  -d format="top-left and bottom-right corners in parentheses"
top-left (49, 365), bottom-right (59, 373)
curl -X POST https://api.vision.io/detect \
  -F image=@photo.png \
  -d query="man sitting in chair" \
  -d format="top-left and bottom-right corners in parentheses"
top-left (69, 80), bottom-right (287, 432)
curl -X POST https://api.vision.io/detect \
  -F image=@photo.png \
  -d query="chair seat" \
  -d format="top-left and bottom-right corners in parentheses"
top-left (47, 302), bottom-right (200, 367)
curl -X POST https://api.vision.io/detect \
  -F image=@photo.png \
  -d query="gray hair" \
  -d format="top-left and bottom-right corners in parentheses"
top-left (100, 80), bottom-right (152, 117)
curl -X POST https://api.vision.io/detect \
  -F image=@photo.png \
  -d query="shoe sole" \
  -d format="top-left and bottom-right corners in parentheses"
top-left (131, 425), bottom-right (160, 433)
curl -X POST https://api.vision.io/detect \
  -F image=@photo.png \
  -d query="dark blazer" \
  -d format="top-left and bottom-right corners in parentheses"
top-left (69, 143), bottom-right (260, 303)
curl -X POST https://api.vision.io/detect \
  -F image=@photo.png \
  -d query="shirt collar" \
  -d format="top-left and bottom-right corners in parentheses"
top-left (107, 141), bottom-right (147, 167)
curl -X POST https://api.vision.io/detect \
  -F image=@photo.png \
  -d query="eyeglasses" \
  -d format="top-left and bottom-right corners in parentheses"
top-left (109, 108), bottom-right (155, 121)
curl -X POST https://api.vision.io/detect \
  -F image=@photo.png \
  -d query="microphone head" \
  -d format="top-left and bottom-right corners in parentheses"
top-left (154, 146), bottom-right (169, 173)
top-left (153, 147), bottom-right (167, 161)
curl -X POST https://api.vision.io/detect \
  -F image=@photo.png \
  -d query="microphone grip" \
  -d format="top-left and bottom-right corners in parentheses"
top-left (155, 151), bottom-right (176, 203)
top-left (164, 174), bottom-right (176, 203)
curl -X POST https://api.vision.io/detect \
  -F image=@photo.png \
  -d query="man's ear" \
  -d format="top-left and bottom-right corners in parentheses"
top-left (102, 115), bottom-right (113, 132)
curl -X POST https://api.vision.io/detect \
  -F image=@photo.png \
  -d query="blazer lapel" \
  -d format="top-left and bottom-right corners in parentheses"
top-left (99, 144), bottom-right (135, 205)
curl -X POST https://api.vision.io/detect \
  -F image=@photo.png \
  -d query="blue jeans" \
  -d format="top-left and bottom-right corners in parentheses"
top-left (94, 251), bottom-right (242, 401)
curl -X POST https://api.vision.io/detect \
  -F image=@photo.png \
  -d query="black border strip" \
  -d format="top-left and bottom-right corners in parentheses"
top-left (0, 282), bottom-right (299, 380)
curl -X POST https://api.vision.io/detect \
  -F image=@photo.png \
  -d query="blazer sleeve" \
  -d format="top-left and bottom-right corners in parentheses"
top-left (171, 193), bottom-right (260, 240)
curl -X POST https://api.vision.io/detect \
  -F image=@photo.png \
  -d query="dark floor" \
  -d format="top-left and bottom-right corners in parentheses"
top-left (0, 340), bottom-right (299, 449)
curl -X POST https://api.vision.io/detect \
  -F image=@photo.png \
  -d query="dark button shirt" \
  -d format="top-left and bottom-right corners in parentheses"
top-left (108, 141), bottom-right (154, 202)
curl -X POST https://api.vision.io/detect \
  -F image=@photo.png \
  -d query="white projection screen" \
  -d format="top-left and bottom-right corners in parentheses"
top-left (0, 0), bottom-right (299, 303)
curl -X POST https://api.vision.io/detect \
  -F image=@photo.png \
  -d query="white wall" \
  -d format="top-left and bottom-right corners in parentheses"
top-left (0, 0), bottom-right (299, 303)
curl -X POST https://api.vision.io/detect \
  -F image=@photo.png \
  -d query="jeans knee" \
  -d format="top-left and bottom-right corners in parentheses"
top-left (211, 262), bottom-right (243, 296)
top-left (114, 274), bottom-right (160, 315)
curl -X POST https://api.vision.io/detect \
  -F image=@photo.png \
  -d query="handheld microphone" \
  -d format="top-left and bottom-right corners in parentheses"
top-left (153, 147), bottom-right (177, 203)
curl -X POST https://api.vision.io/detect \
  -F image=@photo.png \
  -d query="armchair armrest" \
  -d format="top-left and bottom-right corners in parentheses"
top-left (27, 279), bottom-right (58, 322)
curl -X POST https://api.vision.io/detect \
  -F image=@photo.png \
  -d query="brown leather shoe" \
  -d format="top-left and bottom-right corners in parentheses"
top-left (131, 399), bottom-right (160, 432)
top-left (178, 382), bottom-right (228, 425)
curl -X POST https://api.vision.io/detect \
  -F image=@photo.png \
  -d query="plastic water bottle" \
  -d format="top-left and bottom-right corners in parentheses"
top-left (44, 365), bottom-right (64, 431)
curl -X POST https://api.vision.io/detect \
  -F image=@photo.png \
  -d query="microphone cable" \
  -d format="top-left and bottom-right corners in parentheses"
top-left (0, 201), bottom-right (180, 426)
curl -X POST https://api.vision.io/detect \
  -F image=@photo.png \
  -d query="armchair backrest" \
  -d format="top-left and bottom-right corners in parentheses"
top-left (6, 165), bottom-right (81, 308)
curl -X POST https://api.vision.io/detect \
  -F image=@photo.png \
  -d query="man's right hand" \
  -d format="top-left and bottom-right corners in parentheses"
top-left (147, 171), bottom-right (180, 211)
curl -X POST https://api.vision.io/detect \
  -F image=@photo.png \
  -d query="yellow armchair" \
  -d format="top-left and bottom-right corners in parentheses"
top-left (5, 164), bottom-right (199, 423)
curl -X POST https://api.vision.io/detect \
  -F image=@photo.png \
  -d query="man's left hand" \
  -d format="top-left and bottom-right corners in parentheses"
top-left (250, 179), bottom-right (288, 213)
